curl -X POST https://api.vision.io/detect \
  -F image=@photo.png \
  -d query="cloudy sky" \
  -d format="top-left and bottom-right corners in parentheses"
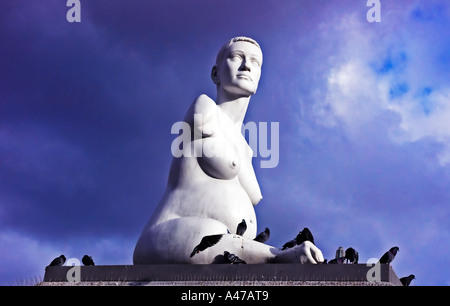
top-left (1, 0), bottom-right (449, 285)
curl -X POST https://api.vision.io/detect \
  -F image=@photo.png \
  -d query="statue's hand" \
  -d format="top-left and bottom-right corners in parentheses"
top-left (275, 241), bottom-right (324, 264)
top-left (298, 241), bottom-right (324, 264)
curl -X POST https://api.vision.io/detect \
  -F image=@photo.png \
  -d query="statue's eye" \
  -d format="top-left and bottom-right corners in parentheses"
top-left (229, 53), bottom-right (243, 61)
top-left (251, 59), bottom-right (261, 67)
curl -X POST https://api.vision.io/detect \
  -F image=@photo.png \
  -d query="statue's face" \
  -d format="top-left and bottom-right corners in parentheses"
top-left (215, 41), bottom-right (263, 97)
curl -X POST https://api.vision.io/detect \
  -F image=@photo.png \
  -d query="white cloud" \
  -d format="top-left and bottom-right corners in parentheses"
top-left (323, 59), bottom-right (390, 130)
top-left (311, 6), bottom-right (450, 166)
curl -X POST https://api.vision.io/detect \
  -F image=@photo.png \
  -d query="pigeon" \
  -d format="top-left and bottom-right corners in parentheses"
top-left (82, 255), bottom-right (95, 266)
top-left (281, 238), bottom-right (297, 250)
top-left (328, 257), bottom-right (345, 264)
top-left (254, 227), bottom-right (270, 243)
top-left (345, 247), bottom-right (359, 264)
top-left (379, 246), bottom-right (399, 264)
top-left (281, 227), bottom-right (314, 250)
top-left (223, 251), bottom-right (246, 264)
top-left (236, 219), bottom-right (247, 236)
top-left (296, 227), bottom-right (315, 245)
top-left (190, 234), bottom-right (223, 257)
top-left (399, 274), bottom-right (415, 286)
top-left (48, 255), bottom-right (66, 267)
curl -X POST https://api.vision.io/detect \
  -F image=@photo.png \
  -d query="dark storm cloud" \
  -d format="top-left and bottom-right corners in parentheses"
top-left (1, 0), bottom-right (449, 285)
top-left (0, 1), bottom-right (175, 240)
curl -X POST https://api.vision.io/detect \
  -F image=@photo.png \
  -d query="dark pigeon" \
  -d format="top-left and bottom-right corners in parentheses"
top-left (236, 219), bottom-right (247, 236)
top-left (82, 255), bottom-right (95, 266)
top-left (281, 238), bottom-right (297, 250)
top-left (190, 234), bottom-right (223, 257)
top-left (48, 255), bottom-right (66, 267)
top-left (400, 274), bottom-right (415, 286)
top-left (379, 246), bottom-right (399, 264)
top-left (296, 227), bottom-right (315, 245)
top-left (345, 247), bottom-right (359, 264)
top-left (328, 257), bottom-right (345, 264)
top-left (223, 251), bottom-right (246, 264)
top-left (254, 228), bottom-right (270, 243)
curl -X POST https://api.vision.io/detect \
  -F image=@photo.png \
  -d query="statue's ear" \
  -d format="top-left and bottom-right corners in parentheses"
top-left (211, 66), bottom-right (219, 85)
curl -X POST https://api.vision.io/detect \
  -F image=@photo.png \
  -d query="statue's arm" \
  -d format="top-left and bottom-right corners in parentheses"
top-left (238, 146), bottom-right (263, 205)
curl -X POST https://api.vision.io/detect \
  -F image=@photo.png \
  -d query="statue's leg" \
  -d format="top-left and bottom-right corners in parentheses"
top-left (133, 216), bottom-right (323, 264)
top-left (133, 216), bottom-right (276, 264)
top-left (196, 235), bottom-right (323, 264)
top-left (133, 216), bottom-right (230, 264)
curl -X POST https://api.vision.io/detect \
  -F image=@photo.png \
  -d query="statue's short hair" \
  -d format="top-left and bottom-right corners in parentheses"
top-left (215, 36), bottom-right (262, 66)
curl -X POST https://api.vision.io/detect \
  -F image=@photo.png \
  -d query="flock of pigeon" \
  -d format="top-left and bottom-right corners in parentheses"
top-left (46, 222), bottom-right (415, 286)
top-left (47, 255), bottom-right (95, 267)
top-left (188, 222), bottom-right (415, 286)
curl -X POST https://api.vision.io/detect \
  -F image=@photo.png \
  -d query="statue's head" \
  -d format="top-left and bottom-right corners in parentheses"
top-left (211, 37), bottom-right (263, 98)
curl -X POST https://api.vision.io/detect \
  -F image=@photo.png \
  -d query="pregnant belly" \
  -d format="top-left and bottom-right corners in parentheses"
top-left (160, 181), bottom-right (257, 238)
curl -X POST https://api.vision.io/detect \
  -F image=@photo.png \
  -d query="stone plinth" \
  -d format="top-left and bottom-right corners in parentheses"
top-left (42, 264), bottom-right (401, 286)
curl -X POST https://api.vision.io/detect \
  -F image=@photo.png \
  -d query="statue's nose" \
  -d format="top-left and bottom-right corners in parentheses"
top-left (240, 58), bottom-right (252, 72)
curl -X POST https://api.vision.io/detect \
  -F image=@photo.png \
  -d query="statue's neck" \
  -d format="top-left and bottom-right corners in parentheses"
top-left (216, 93), bottom-right (251, 129)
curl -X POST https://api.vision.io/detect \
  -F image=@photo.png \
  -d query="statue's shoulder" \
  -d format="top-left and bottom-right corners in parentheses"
top-left (185, 94), bottom-right (217, 122)
top-left (193, 94), bottom-right (217, 114)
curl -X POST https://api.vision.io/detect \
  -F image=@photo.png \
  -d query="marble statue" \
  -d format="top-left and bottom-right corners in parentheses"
top-left (133, 37), bottom-right (324, 265)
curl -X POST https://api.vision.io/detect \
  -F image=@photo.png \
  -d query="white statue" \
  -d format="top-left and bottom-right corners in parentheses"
top-left (133, 37), bottom-right (324, 265)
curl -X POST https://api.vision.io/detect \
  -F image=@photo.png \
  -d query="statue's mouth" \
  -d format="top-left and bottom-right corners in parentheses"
top-left (237, 74), bottom-right (252, 81)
